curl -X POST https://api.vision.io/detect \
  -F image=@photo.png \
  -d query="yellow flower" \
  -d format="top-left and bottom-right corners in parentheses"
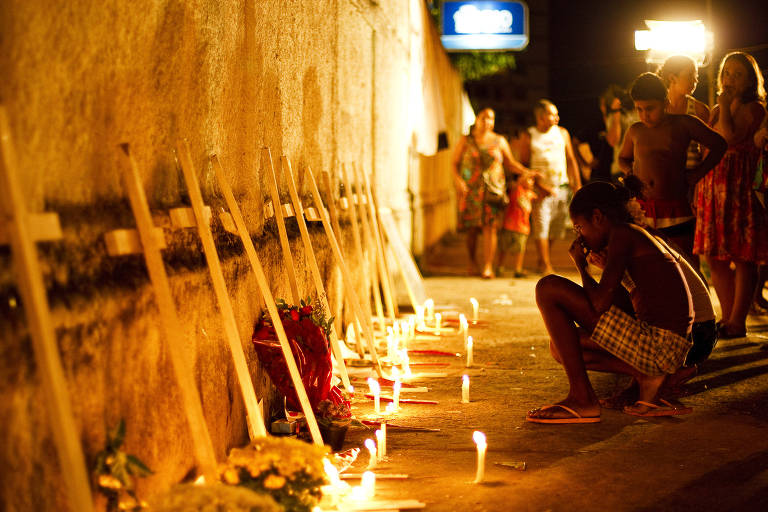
top-left (222, 468), bottom-right (240, 485)
top-left (98, 474), bottom-right (123, 490)
top-left (263, 475), bottom-right (286, 489)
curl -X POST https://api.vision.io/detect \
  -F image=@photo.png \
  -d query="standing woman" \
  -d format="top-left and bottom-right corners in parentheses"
top-left (693, 52), bottom-right (767, 338)
top-left (452, 108), bottom-right (528, 278)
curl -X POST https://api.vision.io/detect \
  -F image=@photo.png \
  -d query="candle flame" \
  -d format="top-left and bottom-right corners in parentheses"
top-left (364, 438), bottom-right (376, 453)
top-left (367, 377), bottom-right (380, 394)
top-left (193, 475), bottom-right (206, 486)
top-left (470, 297), bottom-right (478, 307)
top-left (462, 374), bottom-right (469, 385)
top-left (467, 336), bottom-right (473, 347)
top-left (323, 457), bottom-right (342, 485)
top-left (473, 431), bottom-right (487, 448)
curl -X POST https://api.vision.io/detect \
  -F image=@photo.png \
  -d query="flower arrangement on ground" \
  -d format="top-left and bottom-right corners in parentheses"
top-left (218, 436), bottom-right (329, 512)
top-left (251, 297), bottom-right (341, 411)
top-left (93, 419), bottom-right (152, 512)
top-left (150, 483), bottom-right (281, 512)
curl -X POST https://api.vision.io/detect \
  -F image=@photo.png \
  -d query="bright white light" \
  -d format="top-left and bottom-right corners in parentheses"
top-left (472, 430), bottom-right (487, 448)
top-left (634, 20), bottom-right (712, 65)
top-left (454, 5), bottom-right (514, 34)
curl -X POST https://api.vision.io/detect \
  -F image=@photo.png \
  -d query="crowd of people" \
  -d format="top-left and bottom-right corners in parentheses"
top-left (452, 51), bottom-right (768, 421)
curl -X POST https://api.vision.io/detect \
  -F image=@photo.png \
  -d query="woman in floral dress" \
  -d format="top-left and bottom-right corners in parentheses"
top-left (452, 108), bottom-right (528, 278)
top-left (693, 52), bottom-right (767, 338)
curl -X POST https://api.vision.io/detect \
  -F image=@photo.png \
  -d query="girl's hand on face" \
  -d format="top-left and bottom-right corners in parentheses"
top-left (569, 237), bottom-right (589, 269)
top-left (586, 249), bottom-right (607, 270)
top-left (717, 88), bottom-right (736, 109)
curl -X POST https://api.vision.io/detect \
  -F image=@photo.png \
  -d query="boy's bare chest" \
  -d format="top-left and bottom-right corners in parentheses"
top-left (634, 125), bottom-right (689, 159)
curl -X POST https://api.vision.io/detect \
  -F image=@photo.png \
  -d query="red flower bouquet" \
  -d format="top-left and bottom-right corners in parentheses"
top-left (252, 298), bottom-right (343, 411)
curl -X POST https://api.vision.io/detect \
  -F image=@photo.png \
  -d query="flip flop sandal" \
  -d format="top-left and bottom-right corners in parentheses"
top-left (623, 399), bottom-right (693, 417)
top-left (526, 404), bottom-right (601, 424)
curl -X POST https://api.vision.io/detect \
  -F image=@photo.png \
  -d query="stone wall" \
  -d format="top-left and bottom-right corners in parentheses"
top-left (0, 1), bottom-right (464, 509)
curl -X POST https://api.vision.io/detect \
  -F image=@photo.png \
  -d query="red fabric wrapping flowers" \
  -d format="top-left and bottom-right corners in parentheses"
top-left (251, 302), bottom-right (344, 411)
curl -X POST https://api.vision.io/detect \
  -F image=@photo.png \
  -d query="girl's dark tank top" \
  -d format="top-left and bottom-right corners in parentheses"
top-left (626, 252), bottom-right (693, 338)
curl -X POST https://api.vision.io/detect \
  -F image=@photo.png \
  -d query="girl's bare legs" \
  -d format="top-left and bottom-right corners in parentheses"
top-left (481, 224), bottom-right (497, 278)
top-left (727, 260), bottom-right (758, 334)
top-left (708, 258), bottom-right (734, 324)
top-left (529, 275), bottom-right (601, 419)
top-left (465, 227), bottom-right (480, 275)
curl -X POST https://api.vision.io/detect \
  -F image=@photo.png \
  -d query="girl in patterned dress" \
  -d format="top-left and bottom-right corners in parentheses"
top-left (452, 108), bottom-right (528, 278)
top-left (693, 52), bottom-right (767, 339)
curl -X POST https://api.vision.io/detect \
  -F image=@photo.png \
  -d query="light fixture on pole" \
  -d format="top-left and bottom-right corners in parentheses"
top-left (634, 20), bottom-right (713, 66)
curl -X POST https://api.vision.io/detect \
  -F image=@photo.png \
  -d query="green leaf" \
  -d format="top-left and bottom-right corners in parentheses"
top-left (126, 454), bottom-right (153, 476)
top-left (108, 419), bottom-right (126, 450)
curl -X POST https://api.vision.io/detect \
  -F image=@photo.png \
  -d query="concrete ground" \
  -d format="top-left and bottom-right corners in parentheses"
top-left (342, 234), bottom-right (768, 511)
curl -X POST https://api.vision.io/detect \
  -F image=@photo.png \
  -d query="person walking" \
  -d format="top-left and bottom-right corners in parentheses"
top-left (452, 108), bottom-right (528, 278)
top-left (518, 99), bottom-right (582, 275)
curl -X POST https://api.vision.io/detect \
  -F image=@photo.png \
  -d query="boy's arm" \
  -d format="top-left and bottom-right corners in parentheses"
top-left (617, 125), bottom-right (636, 175)
top-left (517, 130), bottom-right (531, 167)
top-left (685, 116), bottom-right (728, 185)
top-left (605, 98), bottom-right (623, 147)
top-left (561, 127), bottom-right (582, 191)
top-left (499, 136), bottom-right (529, 176)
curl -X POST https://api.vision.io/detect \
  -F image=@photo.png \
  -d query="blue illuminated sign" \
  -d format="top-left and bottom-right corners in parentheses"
top-left (441, 1), bottom-right (529, 51)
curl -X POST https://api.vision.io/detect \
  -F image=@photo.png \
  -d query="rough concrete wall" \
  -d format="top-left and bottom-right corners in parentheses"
top-left (0, 1), bottom-right (462, 509)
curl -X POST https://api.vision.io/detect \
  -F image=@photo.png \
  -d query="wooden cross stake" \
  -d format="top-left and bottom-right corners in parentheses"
top-left (118, 144), bottom-right (218, 480)
top-left (276, 155), bottom-right (355, 386)
top-left (357, 163), bottom-right (399, 320)
top-left (339, 163), bottom-right (373, 354)
top-left (210, 154), bottom-right (323, 445)
top-left (349, 164), bottom-right (385, 325)
top-left (262, 148), bottom-right (301, 304)
top-left (303, 164), bottom-right (386, 377)
top-left (0, 107), bottom-right (94, 511)
top-left (177, 141), bottom-right (267, 438)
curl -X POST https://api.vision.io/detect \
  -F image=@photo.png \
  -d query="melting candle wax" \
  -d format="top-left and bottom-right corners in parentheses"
top-left (466, 336), bottom-right (474, 368)
top-left (470, 297), bottom-right (479, 322)
top-left (368, 377), bottom-right (381, 415)
top-left (473, 431), bottom-right (487, 483)
top-left (364, 439), bottom-right (377, 469)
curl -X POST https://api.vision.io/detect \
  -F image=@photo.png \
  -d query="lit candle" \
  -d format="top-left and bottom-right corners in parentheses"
top-left (361, 471), bottom-right (376, 499)
top-left (381, 421), bottom-right (387, 456)
top-left (364, 439), bottom-right (377, 469)
top-left (460, 314), bottom-right (468, 348)
top-left (368, 377), bottom-right (381, 415)
top-left (415, 305), bottom-right (425, 329)
top-left (393, 378), bottom-right (401, 410)
top-left (473, 431), bottom-right (487, 483)
top-left (461, 374), bottom-right (470, 403)
top-left (466, 336), bottom-right (474, 368)
top-left (425, 298), bottom-right (435, 321)
top-left (399, 348), bottom-right (412, 378)
top-left (375, 429), bottom-right (383, 460)
top-left (384, 402), bottom-right (396, 415)
top-left (435, 312), bottom-right (441, 334)
top-left (386, 333), bottom-right (395, 360)
top-left (470, 297), bottom-right (479, 322)
top-left (324, 457), bottom-right (342, 487)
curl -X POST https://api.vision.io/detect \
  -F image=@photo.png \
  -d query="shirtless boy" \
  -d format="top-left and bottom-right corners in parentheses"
top-left (619, 72), bottom-right (727, 260)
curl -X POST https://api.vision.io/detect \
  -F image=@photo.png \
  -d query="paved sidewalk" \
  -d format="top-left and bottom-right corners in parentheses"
top-left (343, 236), bottom-right (768, 511)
